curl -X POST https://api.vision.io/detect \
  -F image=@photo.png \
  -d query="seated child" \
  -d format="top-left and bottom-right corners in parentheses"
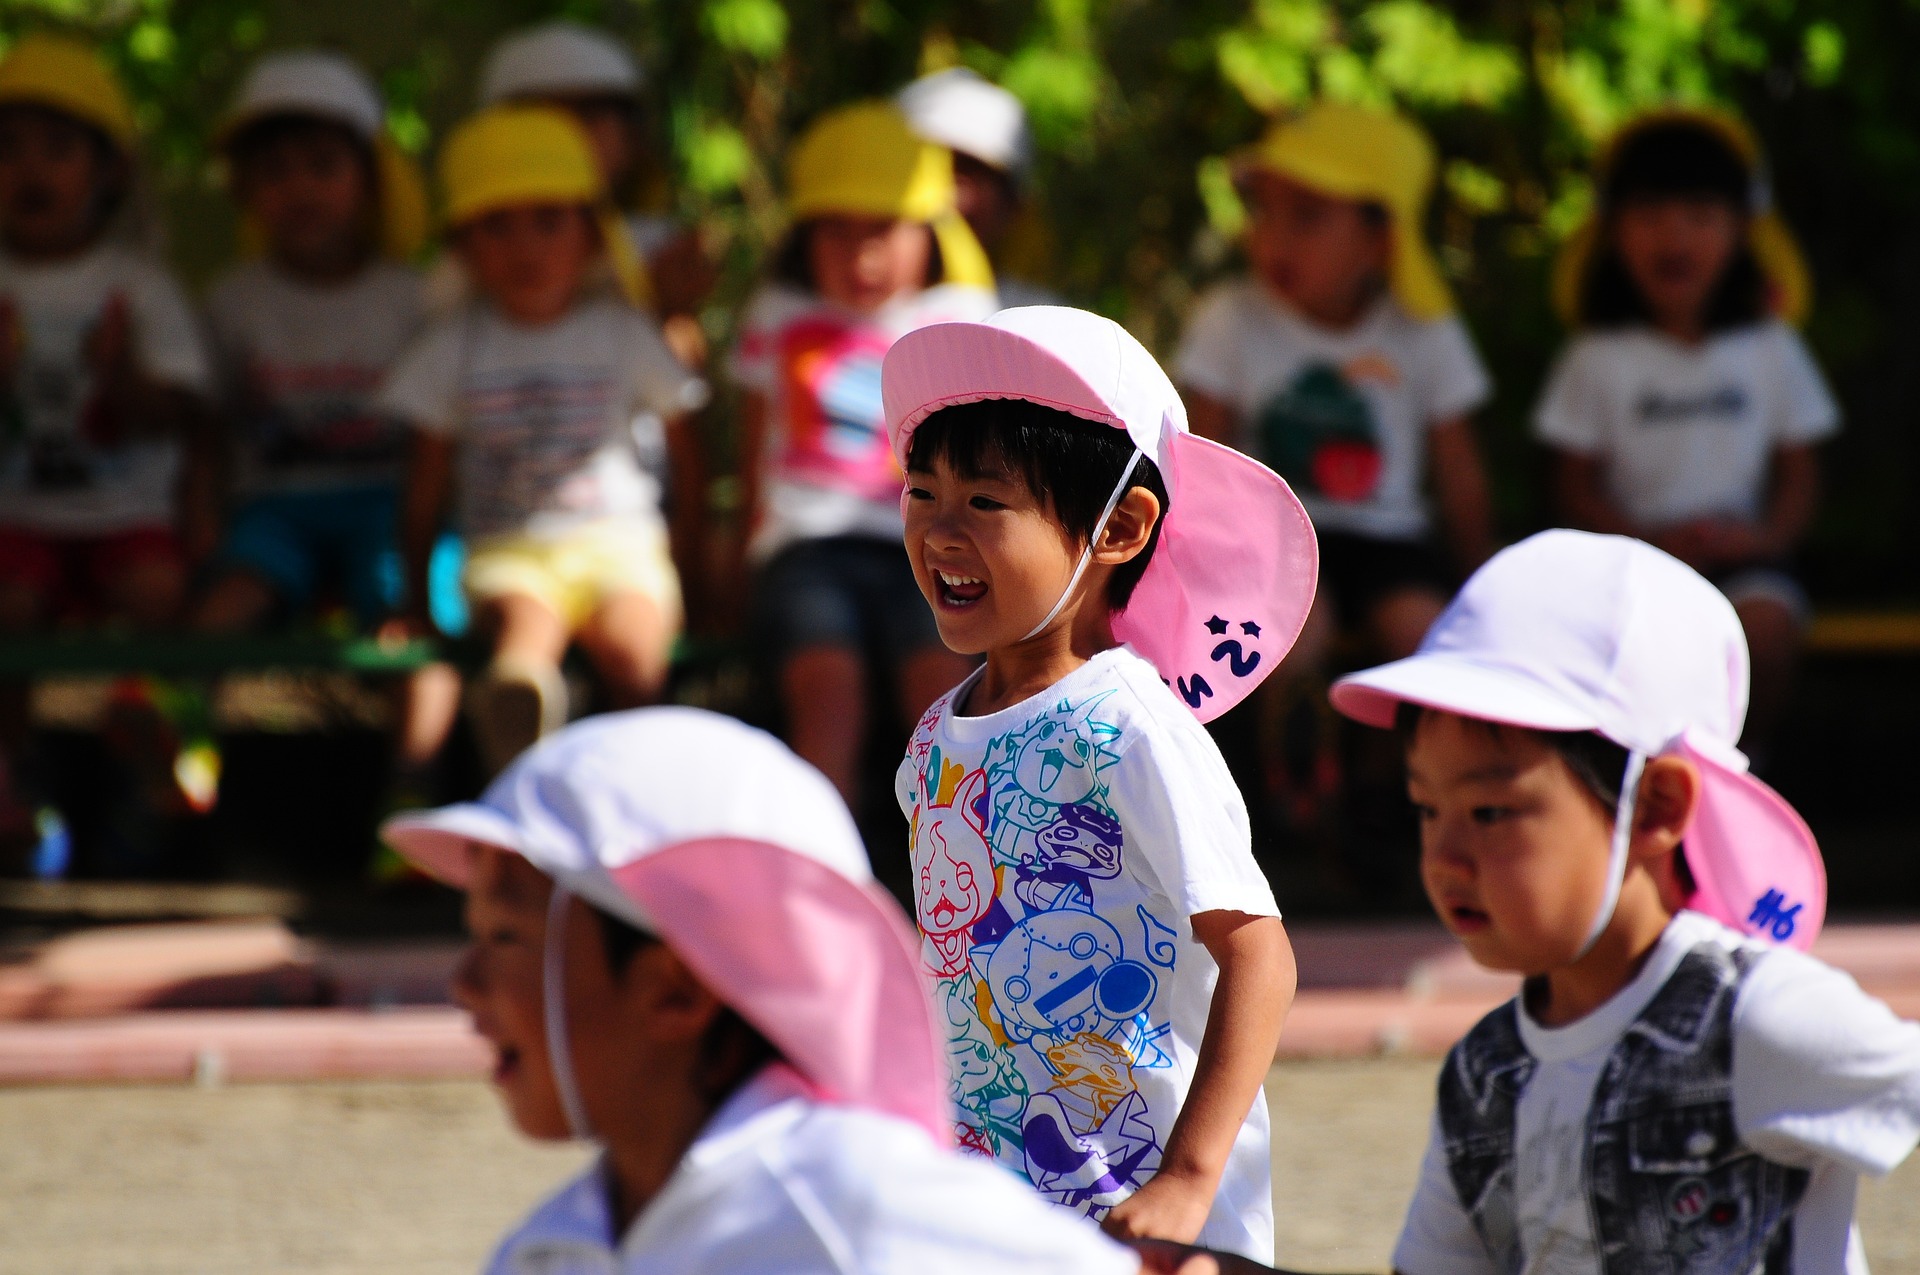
top-left (1177, 104), bottom-right (1493, 668)
top-left (897, 67), bottom-right (1060, 308)
top-left (0, 34), bottom-right (213, 632)
top-left (730, 101), bottom-right (993, 806)
top-left (381, 706), bottom-right (1145, 1273)
top-left (194, 50), bottom-right (429, 632)
top-left (883, 306), bottom-right (1318, 1260)
top-left (1327, 530), bottom-right (1920, 1274)
top-left (382, 106), bottom-right (707, 776)
top-left (1536, 111), bottom-right (1837, 765)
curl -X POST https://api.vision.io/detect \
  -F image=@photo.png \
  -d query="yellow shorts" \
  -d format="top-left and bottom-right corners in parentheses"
top-left (464, 518), bottom-right (683, 631)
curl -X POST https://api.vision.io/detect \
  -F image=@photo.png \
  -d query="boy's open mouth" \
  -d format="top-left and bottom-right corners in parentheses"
top-left (1448, 904), bottom-right (1491, 933)
top-left (936, 570), bottom-right (988, 608)
top-left (492, 1042), bottom-right (522, 1085)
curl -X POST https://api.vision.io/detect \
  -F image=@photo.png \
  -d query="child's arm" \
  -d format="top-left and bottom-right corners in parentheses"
top-left (1428, 415), bottom-right (1494, 573)
top-left (399, 429), bottom-right (453, 634)
top-left (1181, 390), bottom-right (1238, 447)
top-left (1101, 910), bottom-right (1295, 1245)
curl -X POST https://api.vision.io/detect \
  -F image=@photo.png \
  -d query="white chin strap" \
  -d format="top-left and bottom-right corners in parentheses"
top-left (542, 885), bottom-right (594, 1141)
top-left (1577, 751), bottom-right (1648, 960)
top-left (1020, 448), bottom-right (1145, 642)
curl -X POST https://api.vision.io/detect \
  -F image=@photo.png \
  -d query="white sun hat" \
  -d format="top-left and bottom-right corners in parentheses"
top-left (896, 67), bottom-right (1033, 180)
top-left (383, 708), bottom-right (950, 1148)
top-left (1332, 529), bottom-right (1826, 954)
top-left (225, 49), bottom-right (384, 140)
top-left (479, 21), bottom-right (642, 106)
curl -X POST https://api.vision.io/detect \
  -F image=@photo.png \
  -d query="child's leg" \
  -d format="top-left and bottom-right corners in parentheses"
top-left (191, 571), bottom-right (279, 633)
top-left (1365, 584), bottom-right (1449, 663)
top-left (754, 540), bottom-right (872, 805)
top-left (783, 644), bottom-right (867, 803)
top-left (467, 591), bottom-right (571, 776)
top-left (576, 589), bottom-right (675, 708)
top-left (567, 518), bottom-right (683, 710)
top-left (1731, 594), bottom-right (1801, 767)
top-left (93, 530), bottom-right (188, 629)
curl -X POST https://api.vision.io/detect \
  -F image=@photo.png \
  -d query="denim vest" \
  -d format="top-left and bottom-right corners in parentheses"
top-left (1437, 944), bottom-right (1810, 1274)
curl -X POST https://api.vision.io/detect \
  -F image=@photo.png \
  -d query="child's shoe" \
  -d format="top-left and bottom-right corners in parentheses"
top-left (467, 657), bottom-right (567, 777)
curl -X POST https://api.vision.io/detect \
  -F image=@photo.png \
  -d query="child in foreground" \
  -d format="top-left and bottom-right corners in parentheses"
top-left (383, 106), bottom-right (706, 775)
top-left (1536, 111), bottom-right (1837, 765)
top-left (883, 306), bottom-right (1318, 1259)
top-left (381, 707), bottom-right (1147, 1273)
top-left (1324, 530), bottom-right (1920, 1273)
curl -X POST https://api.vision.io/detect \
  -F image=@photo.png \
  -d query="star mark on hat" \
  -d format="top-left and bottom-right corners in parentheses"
top-left (1205, 615), bottom-right (1228, 635)
top-left (1241, 621), bottom-right (1261, 637)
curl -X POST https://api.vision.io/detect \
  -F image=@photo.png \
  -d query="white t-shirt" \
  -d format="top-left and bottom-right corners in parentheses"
top-left (485, 1063), bottom-right (1139, 1275)
top-left (379, 298), bottom-right (706, 542)
top-left (1175, 278), bottom-right (1491, 541)
top-left (0, 243), bottom-right (212, 534)
top-left (895, 646), bottom-right (1280, 1262)
top-left (204, 259), bottom-right (425, 496)
top-left (1394, 911), bottom-right (1920, 1275)
top-left (1532, 322), bottom-right (1840, 530)
top-left (730, 281), bottom-right (997, 560)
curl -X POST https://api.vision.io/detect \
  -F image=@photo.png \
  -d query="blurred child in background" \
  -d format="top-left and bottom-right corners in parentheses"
top-left (897, 67), bottom-right (1059, 308)
top-left (1536, 111), bottom-right (1836, 766)
top-left (476, 20), bottom-right (713, 364)
top-left (729, 101), bottom-right (993, 808)
top-left (383, 106), bottom-right (707, 776)
top-left (0, 35), bottom-right (214, 854)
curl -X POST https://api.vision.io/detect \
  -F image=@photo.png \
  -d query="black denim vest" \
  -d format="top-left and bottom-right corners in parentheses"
top-left (1436, 944), bottom-right (1810, 1274)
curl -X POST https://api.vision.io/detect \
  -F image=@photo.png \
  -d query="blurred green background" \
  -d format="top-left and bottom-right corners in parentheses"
top-left (3, 0), bottom-right (1915, 600)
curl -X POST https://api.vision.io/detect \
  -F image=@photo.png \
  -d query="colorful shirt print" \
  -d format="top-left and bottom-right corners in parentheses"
top-left (897, 648), bottom-right (1280, 1243)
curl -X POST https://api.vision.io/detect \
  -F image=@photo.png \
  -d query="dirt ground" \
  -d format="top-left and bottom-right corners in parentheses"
top-left (0, 1060), bottom-right (1914, 1274)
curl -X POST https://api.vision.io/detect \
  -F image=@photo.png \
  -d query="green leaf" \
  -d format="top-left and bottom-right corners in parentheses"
top-left (1804, 21), bottom-right (1845, 87)
top-left (685, 120), bottom-right (752, 197)
top-left (704, 0), bottom-right (788, 60)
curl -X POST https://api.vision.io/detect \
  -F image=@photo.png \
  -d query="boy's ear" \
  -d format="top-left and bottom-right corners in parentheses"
top-left (1631, 755), bottom-right (1700, 863)
top-left (1091, 487), bottom-right (1161, 568)
top-left (624, 943), bottom-right (727, 1045)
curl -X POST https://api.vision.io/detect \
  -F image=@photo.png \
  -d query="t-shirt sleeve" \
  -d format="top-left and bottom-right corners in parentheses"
top-left (623, 310), bottom-right (710, 419)
top-left (1392, 1111), bottom-right (1500, 1275)
top-left (1172, 283), bottom-right (1245, 404)
top-left (1531, 338), bottom-right (1608, 454)
top-left (1414, 315), bottom-right (1493, 426)
top-left (377, 322), bottom-right (465, 435)
top-left (1107, 715), bottom-right (1278, 921)
top-left (1767, 326), bottom-right (1841, 445)
top-left (1732, 949), bottom-right (1920, 1177)
top-left (128, 262), bottom-right (213, 394)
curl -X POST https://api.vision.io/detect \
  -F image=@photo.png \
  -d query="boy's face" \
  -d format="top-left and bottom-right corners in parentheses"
top-left (1613, 195), bottom-right (1743, 335)
top-left (808, 214), bottom-right (932, 314)
top-left (1242, 170), bottom-right (1390, 327)
top-left (951, 152), bottom-right (1018, 253)
top-left (235, 122), bottom-right (374, 279)
top-left (1405, 710), bottom-right (1618, 975)
top-left (0, 105), bottom-right (115, 259)
top-left (457, 202), bottom-right (598, 325)
top-left (904, 448), bottom-right (1083, 655)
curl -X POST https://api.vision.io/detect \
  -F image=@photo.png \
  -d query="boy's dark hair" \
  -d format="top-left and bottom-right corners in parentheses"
top-left (593, 906), bottom-right (784, 1108)
top-left (771, 218), bottom-right (943, 292)
top-left (1577, 118), bottom-right (1767, 332)
top-left (907, 397), bottom-right (1169, 608)
top-left (0, 102), bottom-right (128, 228)
top-left (227, 112), bottom-right (376, 181)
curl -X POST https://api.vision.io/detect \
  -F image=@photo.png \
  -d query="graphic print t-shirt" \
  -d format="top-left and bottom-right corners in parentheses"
top-left (0, 244), bottom-right (212, 534)
top-left (205, 259), bottom-right (425, 496)
top-left (379, 298), bottom-right (706, 541)
top-left (896, 647), bottom-right (1280, 1262)
top-left (731, 281), bottom-right (996, 560)
top-left (1532, 322), bottom-right (1839, 530)
top-left (1175, 278), bottom-right (1490, 541)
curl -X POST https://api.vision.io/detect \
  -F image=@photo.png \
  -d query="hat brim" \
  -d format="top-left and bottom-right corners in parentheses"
top-left (1331, 653), bottom-right (1602, 733)
top-left (1674, 736), bottom-right (1826, 951)
top-left (381, 803), bottom-right (528, 888)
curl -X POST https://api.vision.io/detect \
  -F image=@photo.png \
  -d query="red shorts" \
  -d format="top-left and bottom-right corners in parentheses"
top-left (0, 526), bottom-right (184, 620)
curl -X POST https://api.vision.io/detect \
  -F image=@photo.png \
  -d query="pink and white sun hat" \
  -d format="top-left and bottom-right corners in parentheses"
top-left (382, 708), bottom-right (950, 1146)
top-left (882, 305), bottom-right (1319, 723)
top-left (1332, 529), bottom-right (1826, 952)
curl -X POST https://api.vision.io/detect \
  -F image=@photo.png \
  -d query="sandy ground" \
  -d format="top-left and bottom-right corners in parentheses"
top-left (0, 1060), bottom-right (1914, 1274)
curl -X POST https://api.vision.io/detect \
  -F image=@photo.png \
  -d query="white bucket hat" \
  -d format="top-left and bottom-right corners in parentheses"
top-left (225, 50), bottom-right (384, 140)
top-left (383, 708), bottom-right (951, 1148)
top-left (479, 21), bottom-right (642, 105)
top-left (896, 67), bottom-right (1033, 180)
top-left (1332, 530), bottom-right (1826, 954)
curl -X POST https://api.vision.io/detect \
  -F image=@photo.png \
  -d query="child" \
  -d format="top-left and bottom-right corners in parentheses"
top-left (382, 106), bottom-right (707, 775)
top-left (1176, 103), bottom-right (1493, 667)
top-left (883, 306), bottom-right (1318, 1260)
top-left (1327, 530), bottom-right (1920, 1274)
top-left (897, 67), bottom-right (1059, 308)
top-left (1536, 111), bottom-right (1837, 765)
top-left (730, 100), bottom-right (994, 807)
top-left (0, 34), bottom-right (214, 632)
top-left (381, 706), bottom-right (1145, 1273)
top-left (194, 50), bottom-right (429, 633)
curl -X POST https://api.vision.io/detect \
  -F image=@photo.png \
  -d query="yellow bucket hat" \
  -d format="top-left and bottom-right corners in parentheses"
top-left (439, 104), bottom-right (652, 308)
top-left (1551, 108), bottom-right (1810, 328)
top-left (1234, 103), bottom-right (1451, 321)
top-left (785, 100), bottom-right (994, 291)
top-left (0, 33), bottom-right (138, 154)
